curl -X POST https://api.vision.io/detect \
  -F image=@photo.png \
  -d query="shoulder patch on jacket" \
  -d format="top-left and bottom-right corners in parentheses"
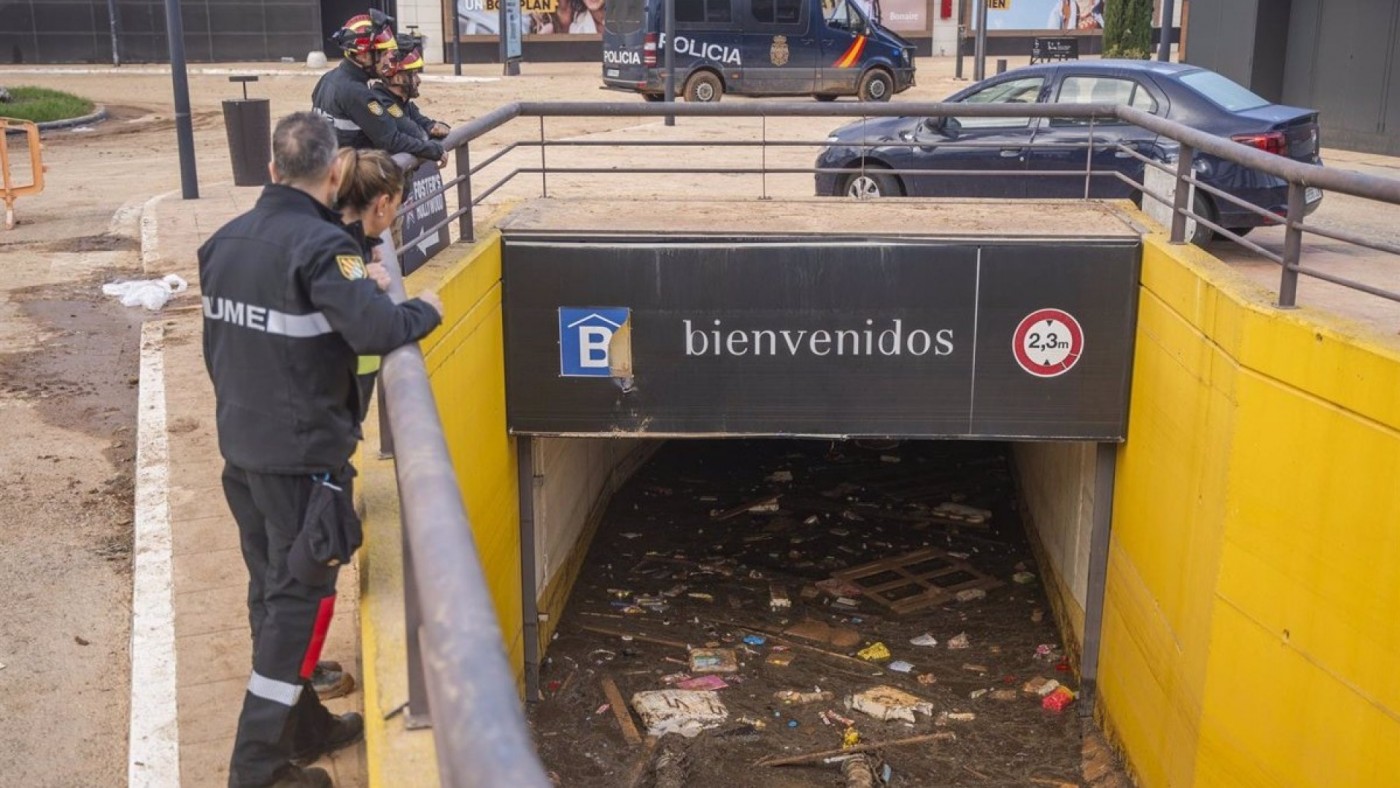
top-left (337, 254), bottom-right (367, 280)
top-left (367, 101), bottom-right (384, 116)
top-left (387, 103), bottom-right (404, 118)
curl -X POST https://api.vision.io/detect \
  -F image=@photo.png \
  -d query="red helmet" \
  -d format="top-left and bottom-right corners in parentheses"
top-left (331, 10), bottom-right (395, 55)
top-left (380, 34), bottom-right (426, 79)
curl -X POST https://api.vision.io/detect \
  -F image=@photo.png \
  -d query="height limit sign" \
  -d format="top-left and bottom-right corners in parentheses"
top-left (1013, 308), bottom-right (1083, 378)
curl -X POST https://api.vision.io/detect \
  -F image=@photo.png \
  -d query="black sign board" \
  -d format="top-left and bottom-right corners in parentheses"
top-left (1031, 37), bottom-right (1079, 63)
top-left (503, 238), bottom-right (1140, 441)
top-left (397, 161), bottom-right (451, 276)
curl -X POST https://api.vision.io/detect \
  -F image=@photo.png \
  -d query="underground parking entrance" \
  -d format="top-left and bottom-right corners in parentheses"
top-left (497, 199), bottom-right (1140, 786)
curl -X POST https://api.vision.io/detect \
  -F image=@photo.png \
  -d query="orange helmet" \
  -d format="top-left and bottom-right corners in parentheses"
top-left (381, 35), bottom-right (426, 78)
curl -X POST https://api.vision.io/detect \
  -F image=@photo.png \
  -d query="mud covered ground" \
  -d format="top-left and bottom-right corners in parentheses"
top-left (530, 439), bottom-right (1124, 787)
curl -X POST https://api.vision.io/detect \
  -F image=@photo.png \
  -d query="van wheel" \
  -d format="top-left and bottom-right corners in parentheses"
top-left (684, 72), bottom-right (723, 103)
top-left (857, 70), bottom-right (894, 102)
top-left (842, 169), bottom-right (902, 199)
top-left (814, 94), bottom-right (837, 102)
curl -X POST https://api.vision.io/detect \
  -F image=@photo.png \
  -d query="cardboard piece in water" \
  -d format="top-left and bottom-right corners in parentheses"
top-left (631, 690), bottom-right (730, 738)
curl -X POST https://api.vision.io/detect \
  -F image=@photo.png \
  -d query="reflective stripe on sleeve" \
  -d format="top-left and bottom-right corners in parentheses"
top-left (247, 671), bottom-right (303, 707)
top-left (264, 310), bottom-right (333, 338)
top-left (330, 117), bottom-right (361, 131)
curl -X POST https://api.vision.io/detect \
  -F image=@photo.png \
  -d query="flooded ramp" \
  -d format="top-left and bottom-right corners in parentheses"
top-left (529, 439), bottom-right (1122, 786)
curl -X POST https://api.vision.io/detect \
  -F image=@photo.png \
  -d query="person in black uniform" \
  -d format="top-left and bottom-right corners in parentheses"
top-left (371, 38), bottom-right (450, 144)
top-left (200, 112), bottom-right (442, 788)
top-left (311, 11), bottom-right (446, 164)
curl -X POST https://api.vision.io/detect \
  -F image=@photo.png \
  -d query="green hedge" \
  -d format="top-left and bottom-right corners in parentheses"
top-left (1104, 0), bottom-right (1153, 60)
top-left (1, 87), bottom-right (96, 124)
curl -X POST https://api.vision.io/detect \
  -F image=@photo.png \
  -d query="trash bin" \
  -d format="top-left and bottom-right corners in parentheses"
top-left (223, 76), bottom-right (270, 187)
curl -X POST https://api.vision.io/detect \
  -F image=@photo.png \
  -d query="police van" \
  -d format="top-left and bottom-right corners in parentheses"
top-left (602, 0), bottom-right (915, 102)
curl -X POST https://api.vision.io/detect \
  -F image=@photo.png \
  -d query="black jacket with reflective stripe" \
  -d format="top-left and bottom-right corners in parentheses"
top-left (198, 184), bottom-right (441, 474)
top-left (310, 59), bottom-right (444, 160)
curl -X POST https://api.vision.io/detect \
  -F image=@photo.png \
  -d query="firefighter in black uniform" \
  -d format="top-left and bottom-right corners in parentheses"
top-left (200, 112), bottom-right (442, 788)
top-left (311, 11), bottom-right (445, 163)
top-left (371, 38), bottom-right (450, 144)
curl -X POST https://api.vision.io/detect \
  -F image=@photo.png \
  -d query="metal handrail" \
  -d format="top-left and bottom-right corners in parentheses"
top-left (374, 98), bottom-right (1400, 785)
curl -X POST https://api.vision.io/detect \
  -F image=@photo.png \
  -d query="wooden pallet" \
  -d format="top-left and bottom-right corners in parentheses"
top-left (830, 547), bottom-right (1003, 615)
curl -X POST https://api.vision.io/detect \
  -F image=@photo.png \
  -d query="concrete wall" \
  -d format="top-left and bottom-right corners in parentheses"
top-left (394, 0), bottom-right (447, 64)
top-left (1011, 442), bottom-right (1095, 648)
top-left (1100, 234), bottom-right (1400, 786)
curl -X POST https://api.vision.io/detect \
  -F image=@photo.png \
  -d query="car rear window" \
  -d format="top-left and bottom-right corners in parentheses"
top-left (1179, 70), bottom-right (1269, 112)
top-left (606, 0), bottom-right (647, 33)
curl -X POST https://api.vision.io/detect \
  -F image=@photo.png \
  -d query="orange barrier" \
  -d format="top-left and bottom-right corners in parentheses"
top-left (0, 118), bottom-right (46, 230)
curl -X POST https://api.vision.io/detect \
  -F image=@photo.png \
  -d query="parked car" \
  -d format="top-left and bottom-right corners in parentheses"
top-left (814, 61), bottom-right (1323, 243)
top-left (601, 0), bottom-right (915, 102)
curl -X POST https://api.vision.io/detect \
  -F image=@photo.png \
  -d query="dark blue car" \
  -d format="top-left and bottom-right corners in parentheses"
top-left (814, 61), bottom-right (1323, 242)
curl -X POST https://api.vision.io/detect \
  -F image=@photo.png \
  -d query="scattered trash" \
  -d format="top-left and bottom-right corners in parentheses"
top-left (800, 585), bottom-right (821, 600)
top-left (1013, 571), bottom-right (1037, 584)
top-left (955, 588), bottom-right (987, 602)
top-left (787, 719), bottom-right (799, 728)
top-left (688, 592), bottom-right (714, 602)
top-left (947, 633), bottom-right (971, 649)
top-left (677, 675), bottom-right (730, 691)
top-left (735, 716), bottom-right (768, 730)
top-left (74, 636), bottom-right (90, 646)
top-left (743, 634), bottom-right (767, 646)
top-left (756, 732), bottom-right (954, 767)
top-left (601, 677), bottom-right (643, 744)
top-left (660, 672), bottom-right (691, 685)
top-left (832, 548), bottom-right (1003, 615)
top-left (689, 648), bottom-right (739, 674)
top-left (909, 633), bottom-right (939, 647)
top-left (596, 704), bottom-right (611, 715)
top-left (947, 712), bottom-right (976, 722)
top-left (961, 664), bottom-right (988, 674)
top-left (880, 455), bottom-right (901, 464)
top-left (631, 690), bottom-right (730, 738)
top-left (841, 728), bottom-right (862, 750)
top-left (1042, 686), bottom-right (1076, 712)
top-left (766, 652), bottom-right (795, 667)
top-left (769, 584), bottom-right (791, 611)
top-left (847, 686), bottom-right (934, 724)
top-left (767, 470), bottom-right (793, 482)
top-left (822, 709), bottom-right (856, 727)
top-left (774, 689), bottom-right (833, 704)
top-left (856, 642), bottom-right (891, 662)
top-left (916, 673), bottom-right (937, 686)
top-left (102, 274), bottom-right (188, 311)
top-left (712, 495), bottom-right (781, 520)
top-left (991, 689), bottom-right (1018, 701)
top-left (931, 502), bottom-right (991, 524)
top-left (815, 578), bottom-right (864, 598)
top-left (620, 532), bottom-right (642, 539)
top-left (887, 660), bottom-right (914, 673)
top-left (1023, 677), bottom-right (1061, 697)
top-left (1032, 609), bottom-right (1045, 623)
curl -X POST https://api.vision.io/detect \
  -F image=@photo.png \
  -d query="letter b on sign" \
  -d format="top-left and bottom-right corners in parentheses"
top-left (559, 307), bottom-right (631, 377)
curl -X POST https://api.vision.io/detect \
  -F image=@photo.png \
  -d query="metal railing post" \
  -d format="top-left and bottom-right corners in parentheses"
top-left (760, 115), bottom-right (769, 200)
top-left (1170, 144), bottom-right (1194, 244)
top-left (402, 504), bottom-right (432, 728)
top-left (455, 143), bottom-right (475, 242)
top-left (539, 117), bottom-right (549, 198)
top-left (1278, 182), bottom-right (1306, 308)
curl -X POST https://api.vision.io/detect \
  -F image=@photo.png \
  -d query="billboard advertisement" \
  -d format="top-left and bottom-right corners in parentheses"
top-left (502, 237), bottom-right (1141, 440)
top-left (455, 0), bottom-right (607, 36)
top-left (985, 0), bottom-right (1104, 31)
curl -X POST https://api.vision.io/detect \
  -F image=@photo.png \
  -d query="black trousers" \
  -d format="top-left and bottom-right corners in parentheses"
top-left (222, 464), bottom-right (345, 787)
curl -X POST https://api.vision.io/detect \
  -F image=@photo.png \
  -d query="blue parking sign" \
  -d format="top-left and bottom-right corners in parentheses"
top-left (559, 307), bottom-right (630, 377)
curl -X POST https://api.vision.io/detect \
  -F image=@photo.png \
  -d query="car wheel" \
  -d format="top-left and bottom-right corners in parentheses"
top-left (857, 70), bottom-right (894, 102)
top-left (842, 169), bottom-right (903, 199)
top-left (1188, 191), bottom-right (1215, 246)
top-left (683, 72), bottom-right (723, 103)
top-left (814, 94), bottom-right (837, 102)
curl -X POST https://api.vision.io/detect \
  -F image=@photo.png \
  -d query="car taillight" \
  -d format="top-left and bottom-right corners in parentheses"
top-left (1232, 131), bottom-right (1289, 156)
top-left (643, 33), bottom-right (657, 67)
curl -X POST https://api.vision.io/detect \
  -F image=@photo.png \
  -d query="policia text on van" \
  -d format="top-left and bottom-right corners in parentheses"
top-left (602, 0), bottom-right (915, 102)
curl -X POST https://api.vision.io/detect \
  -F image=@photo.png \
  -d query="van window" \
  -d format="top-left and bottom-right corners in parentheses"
top-left (677, 0), bottom-right (732, 23)
top-left (1050, 76), bottom-right (1158, 125)
top-left (752, 0), bottom-right (802, 24)
top-left (953, 76), bottom-right (1044, 129)
top-left (826, 0), bottom-right (861, 30)
top-left (605, 0), bottom-right (646, 33)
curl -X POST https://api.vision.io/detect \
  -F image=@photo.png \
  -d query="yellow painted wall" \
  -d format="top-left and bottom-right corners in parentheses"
top-left (416, 231), bottom-right (526, 680)
top-left (1102, 234), bottom-right (1400, 786)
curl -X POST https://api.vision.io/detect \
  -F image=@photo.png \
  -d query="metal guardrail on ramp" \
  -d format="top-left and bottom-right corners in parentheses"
top-left (376, 100), bottom-right (1400, 786)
